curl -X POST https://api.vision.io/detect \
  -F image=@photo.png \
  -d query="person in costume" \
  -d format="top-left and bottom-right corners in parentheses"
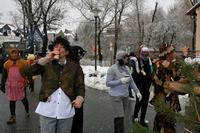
top-left (26, 54), bottom-right (37, 92)
top-left (132, 45), bottom-right (153, 127)
top-left (151, 45), bottom-right (181, 133)
top-left (24, 36), bottom-right (85, 133)
top-left (0, 48), bottom-right (29, 124)
top-left (69, 45), bottom-right (86, 133)
top-left (106, 51), bottom-right (142, 133)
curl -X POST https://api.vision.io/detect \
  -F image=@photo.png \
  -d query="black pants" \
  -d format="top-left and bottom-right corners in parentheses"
top-left (10, 96), bottom-right (29, 116)
top-left (133, 90), bottom-right (150, 124)
top-left (71, 106), bottom-right (83, 133)
top-left (114, 117), bottom-right (124, 133)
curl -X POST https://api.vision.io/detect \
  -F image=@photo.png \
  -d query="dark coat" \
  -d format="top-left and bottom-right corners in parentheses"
top-left (130, 57), bottom-right (152, 92)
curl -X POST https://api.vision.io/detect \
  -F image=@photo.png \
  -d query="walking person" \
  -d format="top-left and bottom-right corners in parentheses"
top-left (24, 36), bottom-right (85, 133)
top-left (69, 45), bottom-right (86, 133)
top-left (132, 46), bottom-right (153, 127)
top-left (106, 51), bottom-right (142, 133)
top-left (151, 45), bottom-right (181, 133)
top-left (0, 48), bottom-right (29, 124)
top-left (128, 51), bottom-right (139, 98)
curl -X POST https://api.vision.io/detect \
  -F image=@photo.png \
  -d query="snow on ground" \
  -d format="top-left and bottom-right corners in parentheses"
top-left (82, 65), bottom-right (109, 91)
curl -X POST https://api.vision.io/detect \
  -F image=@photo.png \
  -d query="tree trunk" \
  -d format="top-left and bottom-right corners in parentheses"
top-left (42, 18), bottom-right (48, 56)
top-left (170, 32), bottom-right (176, 45)
top-left (147, 2), bottom-right (158, 46)
top-left (192, 14), bottom-right (196, 54)
top-left (27, 0), bottom-right (35, 54)
top-left (135, 0), bottom-right (142, 43)
top-left (98, 31), bottom-right (102, 66)
top-left (28, 23), bottom-right (34, 54)
top-left (113, 11), bottom-right (118, 63)
top-left (97, 17), bottom-right (103, 66)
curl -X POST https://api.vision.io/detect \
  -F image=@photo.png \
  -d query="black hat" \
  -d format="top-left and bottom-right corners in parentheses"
top-left (69, 46), bottom-right (87, 62)
top-left (48, 36), bottom-right (70, 51)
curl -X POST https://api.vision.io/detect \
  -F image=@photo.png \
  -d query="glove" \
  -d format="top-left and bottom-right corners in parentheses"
top-left (120, 77), bottom-right (130, 84)
top-left (136, 92), bottom-right (142, 101)
top-left (0, 85), bottom-right (5, 93)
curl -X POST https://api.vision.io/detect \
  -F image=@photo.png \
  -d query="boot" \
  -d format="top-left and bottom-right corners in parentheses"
top-left (7, 116), bottom-right (16, 124)
top-left (114, 117), bottom-right (124, 133)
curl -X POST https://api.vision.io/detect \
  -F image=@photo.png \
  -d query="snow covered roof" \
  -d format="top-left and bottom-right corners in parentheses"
top-left (0, 24), bottom-right (4, 28)
top-left (0, 35), bottom-right (21, 43)
top-left (7, 24), bottom-right (17, 31)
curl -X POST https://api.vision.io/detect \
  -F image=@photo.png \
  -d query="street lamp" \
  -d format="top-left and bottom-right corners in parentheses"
top-left (91, 7), bottom-right (101, 71)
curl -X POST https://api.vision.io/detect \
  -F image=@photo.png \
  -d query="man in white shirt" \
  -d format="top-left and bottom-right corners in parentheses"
top-left (25, 36), bottom-right (85, 133)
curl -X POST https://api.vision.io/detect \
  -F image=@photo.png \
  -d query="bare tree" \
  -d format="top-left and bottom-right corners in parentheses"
top-left (67, 0), bottom-right (117, 65)
top-left (14, 0), bottom-right (42, 53)
top-left (134, 0), bottom-right (144, 43)
top-left (146, 2), bottom-right (158, 46)
top-left (39, 0), bottom-right (65, 54)
top-left (14, 0), bottom-right (65, 54)
top-left (113, 0), bottom-right (131, 62)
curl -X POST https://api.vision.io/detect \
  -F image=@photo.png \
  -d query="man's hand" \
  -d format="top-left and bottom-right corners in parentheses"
top-left (72, 96), bottom-right (84, 108)
top-left (47, 51), bottom-right (60, 60)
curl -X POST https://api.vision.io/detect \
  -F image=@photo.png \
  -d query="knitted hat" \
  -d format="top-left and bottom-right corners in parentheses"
top-left (141, 46), bottom-right (149, 52)
top-left (9, 48), bottom-right (19, 55)
top-left (116, 51), bottom-right (128, 60)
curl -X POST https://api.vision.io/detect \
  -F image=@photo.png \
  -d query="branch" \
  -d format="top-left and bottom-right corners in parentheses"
top-left (152, 2), bottom-right (158, 23)
top-left (188, 0), bottom-right (195, 6)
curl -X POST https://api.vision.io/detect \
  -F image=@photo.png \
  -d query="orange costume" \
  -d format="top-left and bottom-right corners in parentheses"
top-left (0, 48), bottom-right (29, 124)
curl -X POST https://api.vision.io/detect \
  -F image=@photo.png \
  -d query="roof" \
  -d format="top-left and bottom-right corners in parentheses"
top-left (7, 24), bottom-right (17, 31)
top-left (186, 2), bottom-right (200, 15)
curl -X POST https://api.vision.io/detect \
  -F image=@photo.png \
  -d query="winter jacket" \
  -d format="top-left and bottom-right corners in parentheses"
top-left (106, 63), bottom-right (139, 97)
top-left (1, 59), bottom-right (28, 87)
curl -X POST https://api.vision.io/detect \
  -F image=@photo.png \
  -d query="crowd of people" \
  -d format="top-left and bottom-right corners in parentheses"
top-left (0, 35), bottom-right (197, 133)
top-left (106, 44), bottom-right (191, 133)
top-left (0, 36), bottom-right (87, 133)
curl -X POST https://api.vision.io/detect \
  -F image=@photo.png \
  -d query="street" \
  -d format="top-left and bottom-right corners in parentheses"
top-left (0, 77), bottom-right (184, 133)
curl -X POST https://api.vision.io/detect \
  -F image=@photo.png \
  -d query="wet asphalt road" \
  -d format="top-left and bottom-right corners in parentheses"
top-left (0, 76), bottom-right (184, 133)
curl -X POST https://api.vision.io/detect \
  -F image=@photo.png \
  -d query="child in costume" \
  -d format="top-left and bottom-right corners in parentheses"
top-left (26, 54), bottom-right (37, 92)
top-left (0, 48), bottom-right (29, 124)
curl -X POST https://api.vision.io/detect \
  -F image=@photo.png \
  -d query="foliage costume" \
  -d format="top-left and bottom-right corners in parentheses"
top-left (164, 56), bottom-right (200, 132)
top-left (151, 45), bottom-right (181, 133)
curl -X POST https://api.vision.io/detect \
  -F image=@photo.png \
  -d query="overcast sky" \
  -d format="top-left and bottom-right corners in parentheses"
top-left (0, 0), bottom-right (176, 30)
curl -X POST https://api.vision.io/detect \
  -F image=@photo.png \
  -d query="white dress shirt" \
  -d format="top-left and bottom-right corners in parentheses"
top-left (35, 88), bottom-right (75, 119)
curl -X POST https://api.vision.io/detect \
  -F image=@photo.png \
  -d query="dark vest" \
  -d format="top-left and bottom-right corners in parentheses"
top-left (26, 60), bottom-right (85, 102)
